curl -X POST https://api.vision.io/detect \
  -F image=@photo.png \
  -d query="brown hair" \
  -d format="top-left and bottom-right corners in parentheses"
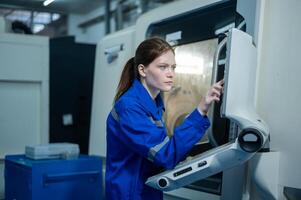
top-left (114, 37), bottom-right (174, 102)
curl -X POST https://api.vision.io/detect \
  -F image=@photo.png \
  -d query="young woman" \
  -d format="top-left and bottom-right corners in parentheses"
top-left (105, 37), bottom-right (223, 200)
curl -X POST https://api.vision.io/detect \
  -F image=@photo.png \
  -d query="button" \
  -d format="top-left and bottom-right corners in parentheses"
top-left (198, 160), bottom-right (207, 167)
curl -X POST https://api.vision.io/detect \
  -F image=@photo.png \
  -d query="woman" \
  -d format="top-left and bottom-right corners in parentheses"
top-left (105, 37), bottom-right (223, 200)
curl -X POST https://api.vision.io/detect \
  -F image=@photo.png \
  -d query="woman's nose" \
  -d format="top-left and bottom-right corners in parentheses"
top-left (166, 70), bottom-right (174, 77)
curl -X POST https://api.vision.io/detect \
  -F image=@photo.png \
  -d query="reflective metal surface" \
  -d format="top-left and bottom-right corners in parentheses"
top-left (163, 38), bottom-right (218, 144)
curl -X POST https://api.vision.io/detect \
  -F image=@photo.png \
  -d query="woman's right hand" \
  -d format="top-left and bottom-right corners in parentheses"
top-left (198, 79), bottom-right (224, 115)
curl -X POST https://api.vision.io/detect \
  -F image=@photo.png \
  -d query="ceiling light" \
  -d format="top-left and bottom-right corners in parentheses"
top-left (43, 0), bottom-right (55, 6)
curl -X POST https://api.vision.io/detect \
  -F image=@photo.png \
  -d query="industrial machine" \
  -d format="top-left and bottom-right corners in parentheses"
top-left (0, 23), bottom-right (49, 199)
top-left (89, 0), bottom-right (301, 199)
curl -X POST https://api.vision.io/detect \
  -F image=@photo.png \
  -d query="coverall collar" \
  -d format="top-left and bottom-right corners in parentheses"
top-left (132, 79), bottom-right (165, 115)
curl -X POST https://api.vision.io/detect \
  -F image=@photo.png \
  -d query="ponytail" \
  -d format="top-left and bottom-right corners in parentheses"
top-left (114, 57), bottom-right (137, 103)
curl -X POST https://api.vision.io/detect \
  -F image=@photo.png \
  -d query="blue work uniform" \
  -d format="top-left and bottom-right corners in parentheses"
top-left (105, 79), bottom-right (210, 200)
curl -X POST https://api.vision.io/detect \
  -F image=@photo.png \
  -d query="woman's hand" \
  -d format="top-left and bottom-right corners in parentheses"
top-left (198, 79), bottom-right (224, 115)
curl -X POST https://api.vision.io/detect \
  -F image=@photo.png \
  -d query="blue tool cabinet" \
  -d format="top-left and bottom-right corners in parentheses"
top-left (5, 154), bottom-right (102, 200)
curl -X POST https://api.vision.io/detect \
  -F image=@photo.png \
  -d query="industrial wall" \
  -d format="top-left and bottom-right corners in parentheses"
top-left (67, 1), bottom-right (117, 44)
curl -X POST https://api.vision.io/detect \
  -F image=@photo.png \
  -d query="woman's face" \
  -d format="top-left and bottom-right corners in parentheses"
top-left (140, 50), bottom-right (176, 95)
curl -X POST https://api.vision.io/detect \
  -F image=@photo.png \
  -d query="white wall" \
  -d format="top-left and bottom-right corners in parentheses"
top-left (256, 0), bottom-right (301, 190)
top-left (68, 1), bottom-right (117, 44)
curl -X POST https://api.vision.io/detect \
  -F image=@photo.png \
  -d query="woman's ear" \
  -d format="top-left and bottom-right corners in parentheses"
top-left (138, 64), bottom-right (146, 78)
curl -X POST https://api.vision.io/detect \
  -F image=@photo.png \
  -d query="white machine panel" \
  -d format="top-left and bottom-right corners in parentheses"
top-left (0, 34), bottom-right (46, 81)
top-left (89, 26), bottom-right (135, 157)
top-left (221, 28), bottom-right (268, 136)
top-left (0, 33), bottom-right (49, 158)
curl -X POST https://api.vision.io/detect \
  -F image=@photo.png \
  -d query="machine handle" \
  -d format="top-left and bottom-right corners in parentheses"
top-left (207, 36), bottom-right (228, 147)
top-left (212, 36), bottom-right (228, 84)
top-left (104, 44), bottom-right (124, 64)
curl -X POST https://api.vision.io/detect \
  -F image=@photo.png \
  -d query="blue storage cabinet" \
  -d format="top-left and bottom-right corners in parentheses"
top-left (5, 155), bottom-right (102, 200)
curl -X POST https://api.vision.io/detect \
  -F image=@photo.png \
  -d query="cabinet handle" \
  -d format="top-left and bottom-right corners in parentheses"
top-left (43, 170), bottom-right (101, 186)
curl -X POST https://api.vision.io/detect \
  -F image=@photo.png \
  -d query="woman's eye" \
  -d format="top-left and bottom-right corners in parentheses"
top-left (158, 65), bottom-right (176, 71)
top-left (159, 66), bottom-right (168, 70)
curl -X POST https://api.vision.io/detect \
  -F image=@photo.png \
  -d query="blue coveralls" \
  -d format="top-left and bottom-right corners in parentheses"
top-left (105, 79), bottom-right (210, 200)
